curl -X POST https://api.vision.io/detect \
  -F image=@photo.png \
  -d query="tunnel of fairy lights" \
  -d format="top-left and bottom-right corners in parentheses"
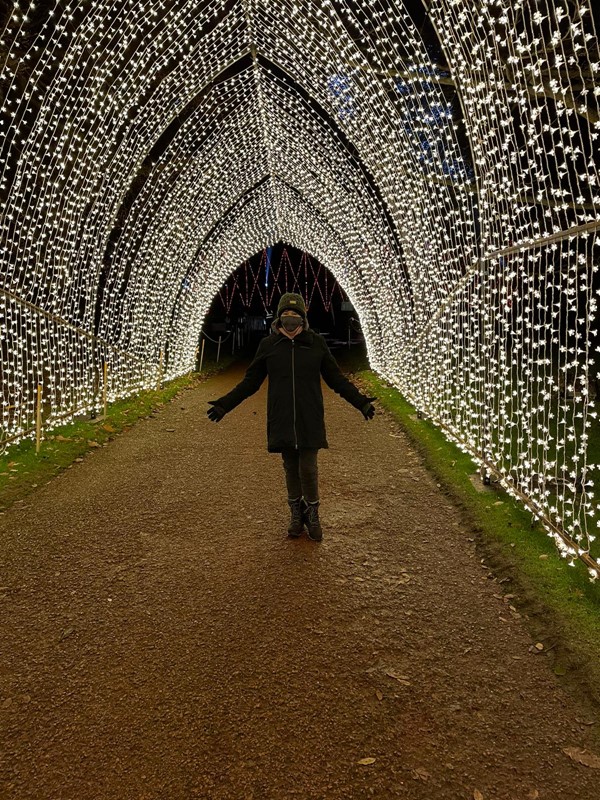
top-left (0, 0), bottom-right (599, 575)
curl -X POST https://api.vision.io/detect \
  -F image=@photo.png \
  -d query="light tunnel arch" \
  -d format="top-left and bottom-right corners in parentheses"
top-left (95, 47), bottom-right (450, 360)
top-left (0, 0), bottom-right (599, 576)
top-left (94, 59), bottom-right (417, 369)
top-left (2, 0), bottom-right (474, 323)
top-left (164, 177), bottom-right (409, 382)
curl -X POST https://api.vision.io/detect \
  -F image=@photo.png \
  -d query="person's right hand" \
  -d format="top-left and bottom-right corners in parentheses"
top-left (207, 401), bottom-right (226, 423)
top-left (361, 397), bottom-right (377, 420)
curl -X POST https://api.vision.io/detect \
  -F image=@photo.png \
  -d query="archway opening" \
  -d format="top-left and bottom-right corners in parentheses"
top-left (202, 244), bottom-right (366, 361)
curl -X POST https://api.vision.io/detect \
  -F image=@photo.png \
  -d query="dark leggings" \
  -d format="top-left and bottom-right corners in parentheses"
top-left (281, 448), bottom-right (319, 503)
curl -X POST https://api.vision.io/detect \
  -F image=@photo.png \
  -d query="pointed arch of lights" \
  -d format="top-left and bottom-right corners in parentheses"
top-left (0, 0), bottom-right (598, 576)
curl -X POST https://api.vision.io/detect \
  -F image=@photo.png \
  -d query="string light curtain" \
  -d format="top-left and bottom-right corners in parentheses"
top-left (0, 0), bottom-right (598, 576)
top-left (418, 0), bottom-right (599, 578)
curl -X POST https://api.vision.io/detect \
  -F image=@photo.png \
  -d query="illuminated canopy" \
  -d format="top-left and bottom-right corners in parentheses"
top-left (0, 1), bottom-right (598, 575)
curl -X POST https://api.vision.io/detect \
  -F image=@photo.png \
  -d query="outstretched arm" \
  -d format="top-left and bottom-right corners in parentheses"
top-left (210, 339), bottom-right (268, 414)
top-left (319, 338), bottom-right (374, 414)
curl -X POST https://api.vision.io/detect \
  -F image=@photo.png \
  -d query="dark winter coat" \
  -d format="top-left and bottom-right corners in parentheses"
top-left (213, 324), bottom-right (371, 452)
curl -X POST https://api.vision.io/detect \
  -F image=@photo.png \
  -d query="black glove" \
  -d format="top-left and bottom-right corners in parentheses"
top-left (207, 400), bottom-right (227, 423)
top-left (361, 396), bottom-right (377, 421)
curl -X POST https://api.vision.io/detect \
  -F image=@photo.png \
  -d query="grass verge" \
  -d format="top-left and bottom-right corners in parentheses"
top-left (0, 354), bottom-right (236, 514)
top-left (346, 360), bottom-right (600, 720)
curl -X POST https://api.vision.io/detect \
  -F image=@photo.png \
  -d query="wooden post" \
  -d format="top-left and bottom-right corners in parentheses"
top-left (348, 323), bottom-right (351, 348)
top-left (199, 337), bottom-right (206, 372)
top-left (194, 346), bottom-right (199, 372)
top-left (157, 348), bottom-right (163, 391)
top-left (103, 361), bottom-right (108, 419)
top-left (232, 329), bottom-right (235, 355)
top-left (35, 384), bottom-right (42, 454)
top-left (217, 335), bottom-right (222, 364)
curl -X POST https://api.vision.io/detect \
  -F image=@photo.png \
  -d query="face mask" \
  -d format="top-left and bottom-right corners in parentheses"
top-left (281, 315), bottom-right (303, 332)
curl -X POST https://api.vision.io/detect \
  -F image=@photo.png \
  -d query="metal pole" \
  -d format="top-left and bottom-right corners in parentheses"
top-left (35, 384), bottom-right (42, 454)
top-left (103, 361), bottom-right (108, 419)
top-left (199, 337), bottom-right (206, 372)
top-left (157, 349), bottom-right (163, 391)
top-left (217, 335), bottom-right (222, 364)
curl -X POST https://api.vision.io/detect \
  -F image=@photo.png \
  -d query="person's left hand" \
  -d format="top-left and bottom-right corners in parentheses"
top-left (207, 400), bottom-right (227, 422)
top-left (361, 397), bottom-right (377, 420)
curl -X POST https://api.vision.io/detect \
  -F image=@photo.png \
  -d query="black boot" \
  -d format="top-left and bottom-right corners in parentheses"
top-left (303, 499), bottom-right (323, 542)
top-left (287, 497), bottom-right (304, 538)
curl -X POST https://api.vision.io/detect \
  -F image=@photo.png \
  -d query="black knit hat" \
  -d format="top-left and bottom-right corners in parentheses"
top-left (276, 292), bottom-right (307, 319)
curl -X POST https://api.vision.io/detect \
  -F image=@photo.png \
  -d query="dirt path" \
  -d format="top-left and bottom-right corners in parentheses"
top-left (1, 363), bottom-right (599, 800)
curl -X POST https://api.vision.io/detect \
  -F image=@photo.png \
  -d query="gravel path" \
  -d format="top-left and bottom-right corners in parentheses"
top-left (1, 363), bottom-right (599, 800)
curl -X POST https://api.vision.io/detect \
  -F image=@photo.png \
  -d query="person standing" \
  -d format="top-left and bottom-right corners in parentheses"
top-left (207, 293), bottom-right (376, 541)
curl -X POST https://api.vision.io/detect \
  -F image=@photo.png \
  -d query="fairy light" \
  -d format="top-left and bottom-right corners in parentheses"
top-left (215, 248), bottom-right (348, 314)
top-left (0, 0), bottom-right (598, 576)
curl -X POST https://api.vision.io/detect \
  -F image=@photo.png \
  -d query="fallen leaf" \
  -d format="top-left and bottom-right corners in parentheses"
top-left (357, 757), bottom-right (376, 765)
top-left (88, 440), bottom-right (100, 448)
top-left (375, 690), bottom-right (383, 701)
top-left (385, 669), bottom-right (411, 686)
top-left (59, 627), bottom-right (75, 641)
top-left (535, 642), bottom-right (544, 651)
top-left (563, 746), bottom-right (600, 769)
top-left (411, 767), bottom-right (430, 781)
top-left (474, 790), bottom-right (484, 800)
top-left (528, 790), bottom-right (540, 799)
top-left (101, 424), bottom-right (115, 432)
top-left (165, 428), bottom-right (176, 432)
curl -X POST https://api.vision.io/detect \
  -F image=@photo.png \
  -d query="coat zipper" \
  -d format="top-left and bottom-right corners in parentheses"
top-left (291, 339), bottom-right (298, 449)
